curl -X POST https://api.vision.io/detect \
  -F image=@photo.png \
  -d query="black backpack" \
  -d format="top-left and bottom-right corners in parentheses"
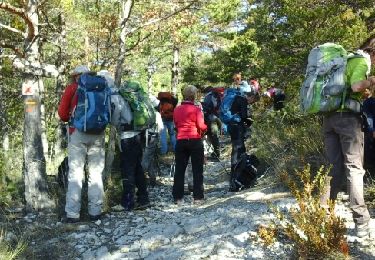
top-left (231, 153), bottom-right (260, 191)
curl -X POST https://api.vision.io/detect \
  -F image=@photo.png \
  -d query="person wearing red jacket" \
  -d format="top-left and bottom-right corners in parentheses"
top-left (173, 85), bottom-right (207, 205)
top-left (58, 65), bottom-right (105, 223)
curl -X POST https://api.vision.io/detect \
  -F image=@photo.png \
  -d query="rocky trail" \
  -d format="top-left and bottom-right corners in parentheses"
top-left (2, 153), bottom-right (375, 259)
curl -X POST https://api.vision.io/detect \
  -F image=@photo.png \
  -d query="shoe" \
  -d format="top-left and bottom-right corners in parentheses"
top-left (62, 217), bottom-right (80, 224)
top-left (355, 222), bottom-right (369, 238)
top-left (89, 214), bottom-right (101, 221)
top-left (149, 177), bottom-right (157, 187)
top-left (174, 199), bottom-right (184, 205)
top-left (121, 193), bottom-right (135, 211)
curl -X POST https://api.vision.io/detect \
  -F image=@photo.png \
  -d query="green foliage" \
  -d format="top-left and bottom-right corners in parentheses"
top-left (0, 228), bottom-right (27, 260)
top-left (364, 178), bottom-right (375, 208)
top-left (251, 98), bottom-right (326, 175)
top-left (266, 165), bottom-right (348, 259)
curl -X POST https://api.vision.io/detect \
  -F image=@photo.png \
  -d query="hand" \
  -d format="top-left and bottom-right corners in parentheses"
top-left (373, 131), bottom-right (375, 139)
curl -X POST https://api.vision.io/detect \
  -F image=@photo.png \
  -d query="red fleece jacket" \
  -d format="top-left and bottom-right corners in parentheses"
top-left (58, 81), bottom-right (78, 134)
top-left (173, 101), bottom-right (207, 140)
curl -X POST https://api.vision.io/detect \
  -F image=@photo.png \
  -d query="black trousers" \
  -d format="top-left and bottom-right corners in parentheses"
top-left (120, 135), bottom-right (148, 202)
top-left (172, 139), bottom-right (204, 200)
top-left (228, 122), bottom-right (246, 175)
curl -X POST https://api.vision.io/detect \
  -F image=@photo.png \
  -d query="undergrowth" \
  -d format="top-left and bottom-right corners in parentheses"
top-left (0, 226), bottom-right (27, 260)
top-left (259, 165), bottom-right (349, 259)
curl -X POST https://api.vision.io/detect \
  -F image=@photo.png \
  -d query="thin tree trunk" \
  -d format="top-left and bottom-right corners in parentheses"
top-left (52, 12), bottom-right (68, 170)
top-left (23, 0), bottom-right (54, 211)
top-left (171, 45), bottom-right (179, 95)
top-left (105, 0), bottom-right (134, 179)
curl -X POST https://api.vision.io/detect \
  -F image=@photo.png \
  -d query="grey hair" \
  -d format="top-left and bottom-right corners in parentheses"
top-left (182, 85), bottom-right (197, 101)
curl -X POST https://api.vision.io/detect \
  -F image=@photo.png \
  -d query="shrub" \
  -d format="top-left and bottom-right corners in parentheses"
top-left (260, 165), bottom-right (349, 259)
top-left (251, 99), bottom-right (327, 177)
top-left (0, 228), bottom-right (27, 260)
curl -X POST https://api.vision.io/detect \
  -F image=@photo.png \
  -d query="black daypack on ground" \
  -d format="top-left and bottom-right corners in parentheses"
top-left (231, 153), bottom-right (260, 191)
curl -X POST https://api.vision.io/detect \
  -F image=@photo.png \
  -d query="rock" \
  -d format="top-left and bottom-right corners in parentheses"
top-left (96, 246), bottom-right (109, 259)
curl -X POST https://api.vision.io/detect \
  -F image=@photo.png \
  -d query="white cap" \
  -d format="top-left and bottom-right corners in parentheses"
top-left (70, 65), bottom-right (90, 76)
top-left (97, 70), bottom-right (115, 88)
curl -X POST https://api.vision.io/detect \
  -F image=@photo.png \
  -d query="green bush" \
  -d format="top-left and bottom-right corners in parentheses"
top-left (260, 165), bottom-right (348, 259)
top-left (251, 100), bottom-right (326, 176)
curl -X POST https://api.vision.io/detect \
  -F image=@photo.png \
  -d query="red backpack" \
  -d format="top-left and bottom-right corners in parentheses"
top-left (158, 92), bottom-right (176, 120)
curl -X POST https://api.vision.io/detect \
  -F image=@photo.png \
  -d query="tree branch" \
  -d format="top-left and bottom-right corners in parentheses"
top-left (0, 2), bottom-right (35, 40)
top-left (12, 57), bottom-right (59, 77)
top-left (126, 0), bottom-right (198, 36)
top-left (0, 41), bottom-right (24, 57)
top-left (0, 22), bottom-right (24, 35)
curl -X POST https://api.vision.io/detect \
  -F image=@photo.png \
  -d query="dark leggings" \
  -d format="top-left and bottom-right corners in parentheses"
top-left (172, 139), bottom-right (204, 200)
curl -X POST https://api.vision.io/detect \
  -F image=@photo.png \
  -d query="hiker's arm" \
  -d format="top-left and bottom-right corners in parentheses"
top-left (196, 107), bottom-right (207, 134)
top-left (351, 76), bottom-right (375, 92)
top-left (239, 97), bottom-right (248, 120)
top-left (58, 84), bottom-right (75, 122)
top-left (350, 61), bottom-right (374, 92)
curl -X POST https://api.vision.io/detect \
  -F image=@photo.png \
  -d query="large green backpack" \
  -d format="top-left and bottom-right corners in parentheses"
top-left (300, 43), bottom-right (350, 114)
top-left (119, 81), bottom-right (156, 131)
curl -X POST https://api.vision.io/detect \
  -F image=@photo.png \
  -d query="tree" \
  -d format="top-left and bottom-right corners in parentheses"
top-left (0, 0), bottom-right (59, 211)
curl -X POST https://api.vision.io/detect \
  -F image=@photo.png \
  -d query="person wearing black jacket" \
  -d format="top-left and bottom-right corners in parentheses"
top-left (228, 87), bottom-right (257, 192)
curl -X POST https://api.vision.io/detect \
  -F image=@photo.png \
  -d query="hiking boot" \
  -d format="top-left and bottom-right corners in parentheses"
top-left (89, 214), bottom-right (101, 221)
top-left (121, 193), bottom-right (135, 211)
top-left (355, 222), bottom-right (370, 238)
top-left (62, 217), bottom-right (80, 224)
top-left (149, 177), bottom-right (157, 187)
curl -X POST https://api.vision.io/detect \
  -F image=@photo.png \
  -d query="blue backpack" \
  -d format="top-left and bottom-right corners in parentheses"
top-left (219, 88), bottom-right (242, 124)
top-left (72, 73), bottom-right (111, 133)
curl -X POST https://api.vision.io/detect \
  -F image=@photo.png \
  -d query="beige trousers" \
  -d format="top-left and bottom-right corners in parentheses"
top-left (65, 130), bottom-right (105, 218)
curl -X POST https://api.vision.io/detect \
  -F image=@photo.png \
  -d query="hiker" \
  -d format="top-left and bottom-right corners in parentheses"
top-left (172, 85), bottom-right (207, 204)
top-left (363, 88), bottom-right (375, 178)
top-left (141, 94), bottom-right (164, 186)
top-left (264, 85), bottom-right (286, 110)
top-left (158, 91), bottom-right (178, 155)
top-left (226, 84), bottom-right (257, 192)
top-left (202, 86), bottom-right (224, 159)
top-left (58, 65), bottom-right (107, 223)
top-left (249, 77), bottom-right (260, 93)
top-left (320, 36), bottom-right (375, 238)
top-left (111, 80), bottom-right (154, 211)
top-left (232, 73), bottom-right (250, 90)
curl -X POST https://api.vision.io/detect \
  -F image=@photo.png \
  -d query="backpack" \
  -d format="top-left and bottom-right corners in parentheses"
top-left (300, 43), bottom-right (363, 114)
top-left (119, 81), bottom-right (156, 131)
top-left (219, 88), bottom-right (242, 124)
top-left (158, 92), bottom-right (176, 120)
top-left (202, 87), bottom-right (225, 116)
top-left (231, 153), bottom-right (260, 191)
top-left (72, 73), bottom-right (112, 133)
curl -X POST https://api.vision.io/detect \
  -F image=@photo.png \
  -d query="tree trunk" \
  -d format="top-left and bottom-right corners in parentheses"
top-left (106, 0), bottom-right (134, 178)
top-left (52, 12), bottom-right (68, 171)
top-left (171, 45), bottom-right (179, 95)
top-left (23, 0), bottom-right (54, 211)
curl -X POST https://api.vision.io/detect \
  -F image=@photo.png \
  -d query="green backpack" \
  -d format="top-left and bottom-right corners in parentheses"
top-left (300, 43), bottom-right (349, 114)
top-left (119, 81), bottom-right (156, 131)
